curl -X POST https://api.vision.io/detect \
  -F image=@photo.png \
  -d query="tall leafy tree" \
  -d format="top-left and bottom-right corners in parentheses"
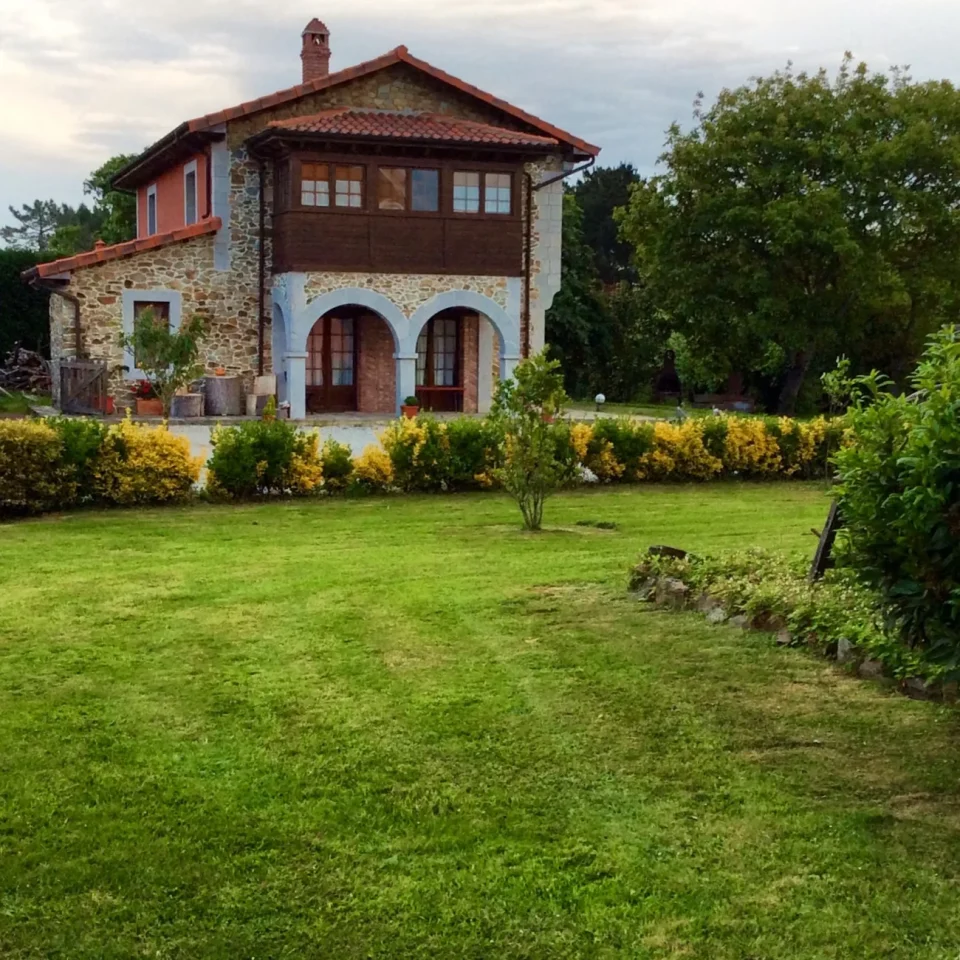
top-left (573, 163), bottom-right (641, 285)
top-left (1, 200), bottom-right (73, 251)
top-left (84, 154), bottom-right (139, 245)
top-left (620, 57), bottom-right (960, 412)
top-left (545, 194), bottom-right (609, 397)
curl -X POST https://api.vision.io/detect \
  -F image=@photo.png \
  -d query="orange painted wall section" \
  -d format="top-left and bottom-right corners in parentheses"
top-left (137, 151), bottom-right (210, 238)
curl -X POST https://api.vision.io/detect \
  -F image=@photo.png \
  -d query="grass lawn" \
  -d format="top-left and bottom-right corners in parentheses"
top-left (0, 392), bottom-right (50, 416)
top-left (2, 484), bottom-right (960, 957)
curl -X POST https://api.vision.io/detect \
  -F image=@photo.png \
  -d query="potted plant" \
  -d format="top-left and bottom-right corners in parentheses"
top-left (132, 379), bottom-right (163, 417)
top-left (401, 395), bottom-right (420, 419)
top-left (119, 309), bottom-right (208, 417)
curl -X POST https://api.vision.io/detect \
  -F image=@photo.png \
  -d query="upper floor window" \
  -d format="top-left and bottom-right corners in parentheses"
top-left (453, 172), bottom-right (480, 213)
top-left (485, 173), bottom-right (512, 214)
top-left (453, 171), bottom-right (513, 215)
top-left (146, 184), bottom-right (157, 235)
top-left (184, 161), bottom-right (198, 225)
top-left (378, 167), bottom-right (440, 212)
top-left (301, 162), bottom-right (330, 207)
top-left (335, 165), bottom-right (364, 208)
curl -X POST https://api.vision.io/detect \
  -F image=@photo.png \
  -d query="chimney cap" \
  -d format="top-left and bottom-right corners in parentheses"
top-left (302, 18), bottom-right (329, 36)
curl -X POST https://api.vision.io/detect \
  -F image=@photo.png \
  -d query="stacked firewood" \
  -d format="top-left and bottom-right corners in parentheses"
top-left (0, 345), bottom-right (52, 394)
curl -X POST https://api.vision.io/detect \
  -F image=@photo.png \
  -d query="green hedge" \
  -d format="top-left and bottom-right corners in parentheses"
top-left (0, 249), bottom-right (49, 357)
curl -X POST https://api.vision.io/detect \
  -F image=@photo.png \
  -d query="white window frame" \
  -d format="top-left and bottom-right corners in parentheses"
top-left (146, 183), bottom-right (158, 235)
top-left (183, 160), bottom-right (198, 226)
top-left (121, 289), bottom-right (182, 380)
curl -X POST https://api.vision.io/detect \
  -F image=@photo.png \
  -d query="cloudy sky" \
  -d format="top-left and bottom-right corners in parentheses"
top-left (0, 0), bottom-right (957, 231)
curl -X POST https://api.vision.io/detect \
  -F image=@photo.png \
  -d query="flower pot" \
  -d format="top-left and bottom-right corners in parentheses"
top-left (401, 405), bottom-right (420, 420)
top-left (135, 397), bottom-right (164, 417)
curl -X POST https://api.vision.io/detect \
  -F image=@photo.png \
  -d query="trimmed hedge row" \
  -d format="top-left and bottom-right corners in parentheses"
top-left (0, 418), bottom-right (200, 516)
top-left (1, 412), bottom-right (842, 517)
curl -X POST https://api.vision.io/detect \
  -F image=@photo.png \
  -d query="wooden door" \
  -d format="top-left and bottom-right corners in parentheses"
top-left (306, 315), bottom-right (357, 413)
top-left (416, 313), bottom-right (463, 412)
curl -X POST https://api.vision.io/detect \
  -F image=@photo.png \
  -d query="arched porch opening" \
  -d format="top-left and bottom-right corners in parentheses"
top-left (411, 307), bottom-right (479, 413)
top-left (305, 306), bottom-right (397, 415)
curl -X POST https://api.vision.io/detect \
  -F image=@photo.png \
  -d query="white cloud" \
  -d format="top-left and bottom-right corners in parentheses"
top-left (0, 0), bottom-right (958, 225)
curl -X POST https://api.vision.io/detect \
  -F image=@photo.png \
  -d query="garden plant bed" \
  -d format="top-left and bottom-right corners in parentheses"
top-left (631, 548), bottom-right (958, 704)
top-left (3, 484), bottom-right (960, 956)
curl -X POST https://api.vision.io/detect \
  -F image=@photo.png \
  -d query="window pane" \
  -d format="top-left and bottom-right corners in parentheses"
top-left (378, 168), bottom-right (407, 210)
top-left (301, 164), bottom-right (330, 207)
top-left (411, 169), bottom-right (439, 212)
top-left (453, 172), bottom-right (480, 213)
top-left (147, 191), bottom-right (157, 235)
top-left (335, 165), bottom-right (364, 208)
top-left (185, 171), bottom-right (197, 225)
top-left (484, 173), bottom-right (512, 214)
top-left (330, 317), bottom-right (354, 386)
top-left (307, 329), bottom-right (324, 387)
top-left (433, 317), bottom-right (457, 386)
top-left (416, 331), bottom-right (428, 386)
top-left (133, 302), bottom-right (170, 368)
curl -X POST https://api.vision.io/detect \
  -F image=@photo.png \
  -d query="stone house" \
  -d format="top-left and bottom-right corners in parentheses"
top-left (24, 19), bottom-right (599, 418)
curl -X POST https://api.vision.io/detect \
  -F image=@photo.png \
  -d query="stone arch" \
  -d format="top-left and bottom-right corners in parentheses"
top-left (404, 290), bottom-right (520, 360)
top-left (292, 286), bottom-right (406, 355)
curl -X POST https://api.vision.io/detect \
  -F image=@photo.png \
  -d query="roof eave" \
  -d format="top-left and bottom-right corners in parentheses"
top-left (248, 127), bottom-right (561, 156)
top-left (112, 127), bottom-right (225, 191)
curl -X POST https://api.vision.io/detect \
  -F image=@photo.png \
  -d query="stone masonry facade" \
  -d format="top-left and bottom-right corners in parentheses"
top-left (47, 60), bottom-right (566, 415)
top-left (50, 233), bottom-right (255, 409)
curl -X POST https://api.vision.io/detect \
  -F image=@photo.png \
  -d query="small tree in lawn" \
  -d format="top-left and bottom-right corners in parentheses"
top-left (492, 351), bottom-right (570, 531)
top-left (119, 309), bottom-right (207, 416)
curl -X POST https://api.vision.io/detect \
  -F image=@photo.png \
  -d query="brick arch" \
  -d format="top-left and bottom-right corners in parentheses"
top-left (292, 287), bottom-right (407, 354)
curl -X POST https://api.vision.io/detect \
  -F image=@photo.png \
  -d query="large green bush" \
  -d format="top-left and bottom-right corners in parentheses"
top-left (207, 419), bottom-right (323, 498)
top-left (835, 326), bottom-right (960, 677)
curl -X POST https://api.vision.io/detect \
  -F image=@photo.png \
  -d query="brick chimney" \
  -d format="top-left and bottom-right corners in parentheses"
top-left (301, 18), bottom-right (331, 83)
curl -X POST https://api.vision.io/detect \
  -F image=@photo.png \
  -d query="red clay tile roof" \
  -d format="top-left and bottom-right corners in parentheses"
top-left (302, 18), bottom-right (329, 34)
top-left (115, 46), bottom-right (598, 188)
top-left (266, 108), bottom-right (560, 148)
top-left (24, 218), bottom-right (221, 280)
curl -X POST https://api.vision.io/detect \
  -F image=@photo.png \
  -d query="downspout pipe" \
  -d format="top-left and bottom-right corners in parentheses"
top-left (522, 156), bottom-right (596, 358)
top-left (257, 160), bottom-right (266, 378)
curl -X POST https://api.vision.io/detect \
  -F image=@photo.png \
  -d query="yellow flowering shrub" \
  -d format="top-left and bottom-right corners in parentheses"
top-left (380, 416), bottom-right (451, 491)
top-left (0, 420), bottom-right (68, 516)
top-left (637, 421), bottom-right (722, 481)
top-left (353, 445), bottom-right (394, 488)
top-left (287, 432), bottom-right (324, 495)
top-left (570, 422), bottom-right (592, 463)
top-left (94, 419), bottom-right (201, 505)
top-left (723, 417), bottom-right (782, 476)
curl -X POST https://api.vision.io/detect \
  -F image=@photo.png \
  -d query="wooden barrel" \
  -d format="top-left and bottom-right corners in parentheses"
top-left (204, 376), bottom-right (244, 416)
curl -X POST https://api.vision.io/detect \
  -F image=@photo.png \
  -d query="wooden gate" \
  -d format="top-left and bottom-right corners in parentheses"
top-left (60, 360), bottom-right (109, 415)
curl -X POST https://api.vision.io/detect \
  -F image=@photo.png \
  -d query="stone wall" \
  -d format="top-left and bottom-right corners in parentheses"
top-left (227, 64), bottom-right (526, 148)
top-left (302, 272), bottom-right (509, 321)
top-left (48, 233), bottom-right (259, 408)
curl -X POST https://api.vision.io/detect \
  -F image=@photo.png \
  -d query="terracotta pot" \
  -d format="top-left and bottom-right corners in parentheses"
top-left (214, 366), bottom-right (226, 376)
top-left (401, 405), bottom-right (420, 420)
top-left (135, 397), bottom-right (164, 417)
